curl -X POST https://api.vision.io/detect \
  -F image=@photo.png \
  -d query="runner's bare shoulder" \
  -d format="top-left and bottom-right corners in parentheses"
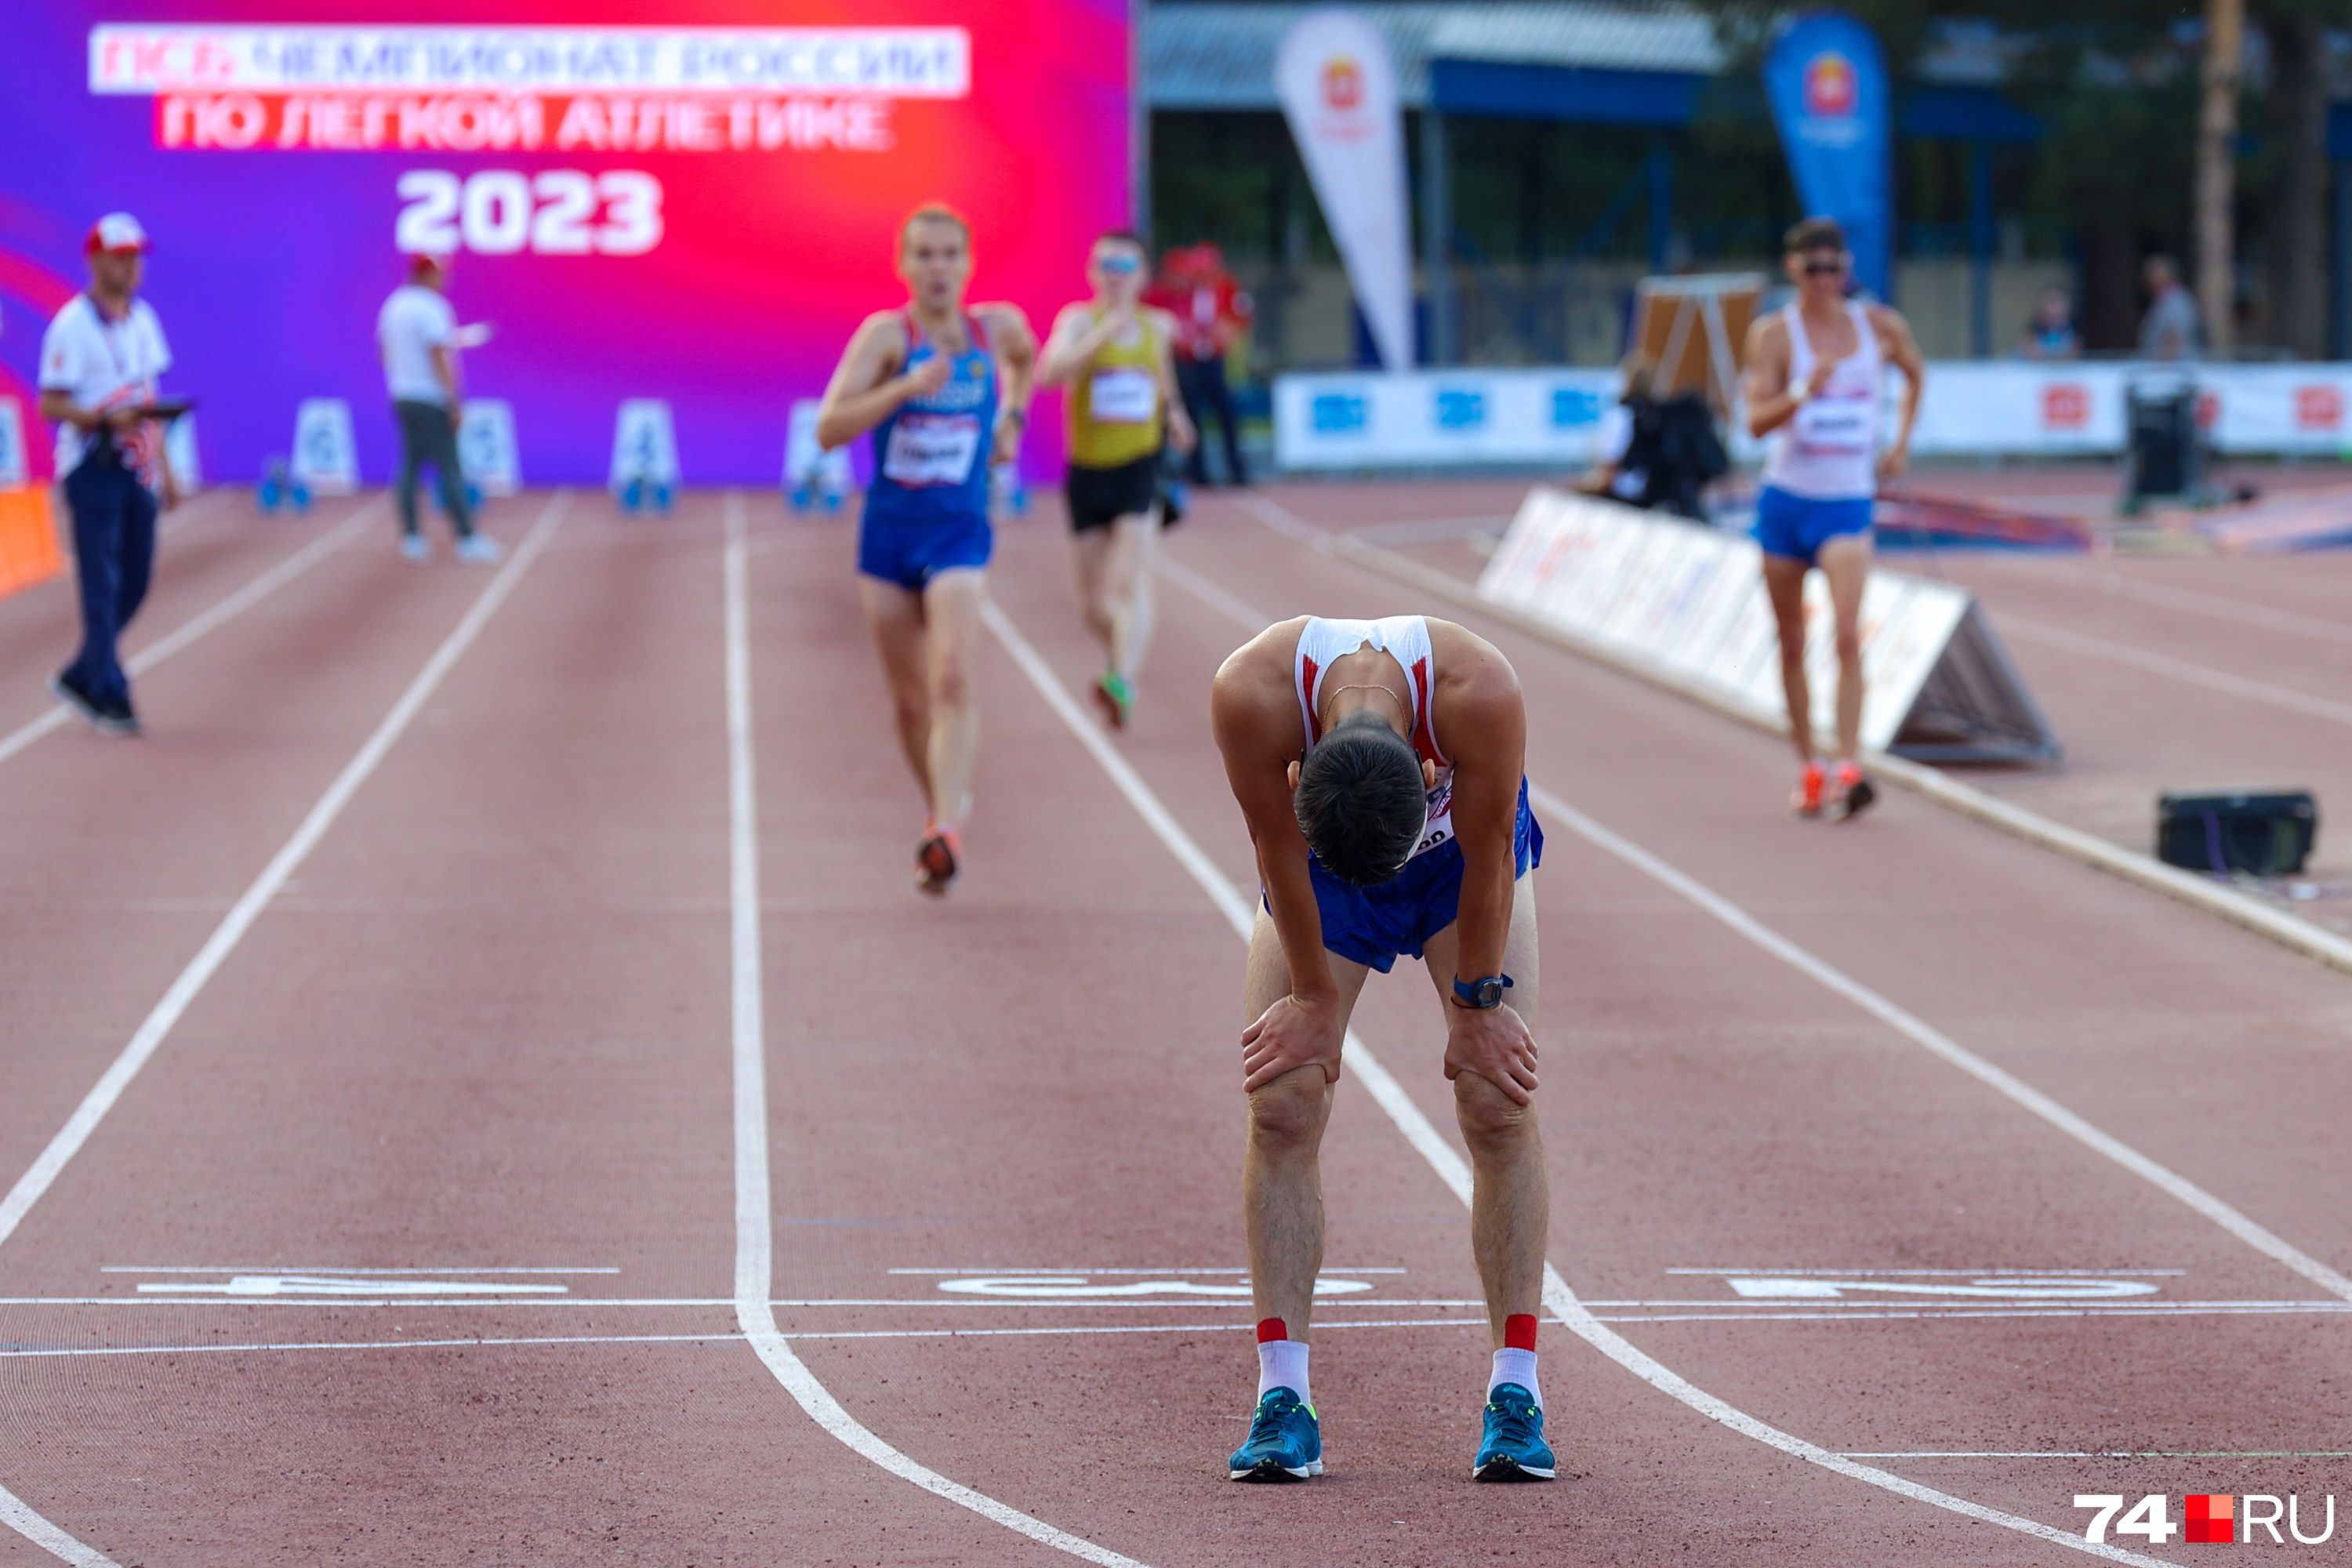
top-left (1211, 618), bottom-right (1311, 747)
top-left (971, 300), bottom-right (1036, 343)
top-left (1425, 619), bottom-right (1523, 710)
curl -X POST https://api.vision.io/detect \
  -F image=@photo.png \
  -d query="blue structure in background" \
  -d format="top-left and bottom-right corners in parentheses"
top-left (1762, 13), bottom-right (1893, 303)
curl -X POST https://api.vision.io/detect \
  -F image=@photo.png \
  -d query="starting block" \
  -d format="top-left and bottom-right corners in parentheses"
top-left (458, 400), bottom-right (521, 498)
top-left (0, 398), bottom-right (28, 488)
top-left (291, 398), bottom-right (359, 496)
top-left (611, 399), bottom-right (678, 515)
top-left (256, 456), bottom-right (311, 515)
top-left (784, 398), bottom-right (852, 514)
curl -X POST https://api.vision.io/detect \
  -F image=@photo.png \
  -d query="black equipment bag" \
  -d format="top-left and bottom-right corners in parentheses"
top-left (2156, 790), bottom-right (2317, 877)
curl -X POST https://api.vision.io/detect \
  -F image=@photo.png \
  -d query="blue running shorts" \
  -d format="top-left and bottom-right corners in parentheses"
top-left (1280, 779), bottom-right (1544, 974)
top-left (858, 511), bottom-right (993, 592)
top-left (1754, 485), bottom-right (1873, 566)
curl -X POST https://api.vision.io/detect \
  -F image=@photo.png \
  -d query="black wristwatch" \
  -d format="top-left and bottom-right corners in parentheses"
top-left (1451, 975), bottom-right (1513, 1010)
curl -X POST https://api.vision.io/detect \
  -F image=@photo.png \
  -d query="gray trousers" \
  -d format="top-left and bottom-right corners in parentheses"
top-left (394, 398), bottom-right (475, 538)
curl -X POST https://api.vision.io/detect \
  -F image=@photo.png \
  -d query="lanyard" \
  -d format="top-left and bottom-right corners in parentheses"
top-left (86, 294), bottom-right (139, 383)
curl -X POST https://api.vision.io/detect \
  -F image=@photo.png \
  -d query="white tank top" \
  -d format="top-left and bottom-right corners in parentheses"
top-left (1294, 615), bottom-right (1455, 862)
top-left (1762, 301), bottom-right (1882, 501)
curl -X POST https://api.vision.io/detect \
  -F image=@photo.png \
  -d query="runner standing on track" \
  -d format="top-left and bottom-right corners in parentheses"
top-left (1740, 216), bottom-right (1924, 820)
top-left (1037, 230), bottom-right (1195, 728)
top-left (818, 205), bottom-right (1036, 893)
top-left (1211, 614), bottom-right (1552, 1484)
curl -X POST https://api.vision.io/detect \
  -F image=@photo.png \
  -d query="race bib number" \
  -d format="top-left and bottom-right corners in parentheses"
top-left (883, 411), bottom-right (982, 487)
top-left (1088, 368), bottom-right (1158, 426)
top-left (1794, 394), bottom-right (1873, 452)
top-left (1410, 781), bottom-right (1455, 860)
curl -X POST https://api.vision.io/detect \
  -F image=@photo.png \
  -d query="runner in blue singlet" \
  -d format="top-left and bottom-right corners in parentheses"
top-left (817, 205), bottom-right (1036, 893)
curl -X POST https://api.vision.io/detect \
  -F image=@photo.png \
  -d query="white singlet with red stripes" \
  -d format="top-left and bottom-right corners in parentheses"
top-left (1762, 300), bottom-right (1883, 501)
top-left (1294, 615), bottom-right (1456, 862)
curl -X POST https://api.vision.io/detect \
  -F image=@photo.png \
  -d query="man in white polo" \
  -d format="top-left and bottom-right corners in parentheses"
top-left (38, 212), bottom-right (179, 736)
top-left (378, 253), bottom-right (499, 564)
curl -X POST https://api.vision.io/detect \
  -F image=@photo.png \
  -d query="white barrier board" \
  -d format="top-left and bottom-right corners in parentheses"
top-left (1279, 361), bottom-right (2352, 469)
top-left (458, 400), bottom-right (521, 495)
top-left (1476, 487), bottom-right (2054, 760)
top-left (611, 398), bottom-right (679, 491)
top-left (291, 398), bottom-right (359, 495)
top-left (0, 398), bottom-right (25, 488)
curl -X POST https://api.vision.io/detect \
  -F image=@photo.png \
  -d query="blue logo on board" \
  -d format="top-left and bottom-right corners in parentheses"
top-left (1435, 388), bottom-right (1486, 430)
top-left (1552, 387), bottom-right (1602, 426)
top-left (1312, 393), bottom-right (1368, 435)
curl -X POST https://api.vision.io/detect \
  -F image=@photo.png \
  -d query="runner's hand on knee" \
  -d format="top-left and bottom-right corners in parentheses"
top-left (1443, 1004), bottom-right (1540, 1105)
top-left (1241, 993), bottom-right (1347, 1093)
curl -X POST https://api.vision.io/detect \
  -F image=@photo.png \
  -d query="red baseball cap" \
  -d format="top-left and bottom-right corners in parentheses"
top-left (85, 212), bottom-right (151, 256)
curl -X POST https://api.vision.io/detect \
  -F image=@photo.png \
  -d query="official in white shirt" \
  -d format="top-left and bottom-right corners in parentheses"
top-left (377, 254), bottom-right (499, 564)
top-left (38, 212), bottom-right (178, 736)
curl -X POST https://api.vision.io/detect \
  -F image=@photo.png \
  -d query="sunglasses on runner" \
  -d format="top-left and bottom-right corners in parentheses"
top-left (1097, 253), bottom-right (1142, 275)
top-left (1802, 257), bottom-right (1847, 276)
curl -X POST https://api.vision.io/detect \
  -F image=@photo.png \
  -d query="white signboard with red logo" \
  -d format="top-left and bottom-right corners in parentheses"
top-left (1276, 11), bottom-right (1414, 371)
top-left (0, 399), bottom-right (27, 488)
top-left (1475, 486), bottom-right (2057, 760)
top-left (1907, 363), bottom-right (2352, 457)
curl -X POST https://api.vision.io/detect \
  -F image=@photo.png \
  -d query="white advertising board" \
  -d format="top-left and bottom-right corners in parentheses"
top-left (1275, 368), bottom-right (1621, 469)
top-left (1279, 361), bottom-right (2352, 470)
top-left (1476, 487), bottom-right (2055, 760)
top-left (165, 412), bottom-right (201, 492)
top-left (1276, 11), bottom-right (1414, 372)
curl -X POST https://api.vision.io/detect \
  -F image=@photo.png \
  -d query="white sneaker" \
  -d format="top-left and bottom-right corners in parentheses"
top-left (399, 534), bottom-right (430, 563)
top-left (454, 535), bottom-right (504, 564)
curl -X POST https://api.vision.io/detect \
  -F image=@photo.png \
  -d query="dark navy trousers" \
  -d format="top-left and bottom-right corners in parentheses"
top-left (62, 457), bottom-right (158, 710)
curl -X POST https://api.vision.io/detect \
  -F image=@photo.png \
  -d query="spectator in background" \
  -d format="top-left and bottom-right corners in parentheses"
top-left (1149, 244), bottom-right (1252, 487)
top-left (2017, 285), bottom-right (2080, 360)
top-left (2139, 256), bottom-right (2201, 361)
top-left (1581, 353), bottom-right (1726, 522)
top-left (38, 212), bottom-right (177, 737)
top-left (378, 253), bottom-right (499, 564)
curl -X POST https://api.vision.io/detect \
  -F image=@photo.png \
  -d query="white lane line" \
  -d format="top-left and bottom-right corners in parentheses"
top-left (0, 1490), bottom-right (111, 1568)
top-left (1980, 558), bottom-right (2352, 647)
top-left (0, 492), bottom-right (568, 1259)
top-left (10, 1301), bottom-right (2352, 1366)
top-left (1998, 613), bottom-right (2352, 725)
top-left (1164, 532), bottom-right (2352, 1304)
top-left (1529, 781), bottom-right (2352, 1305)
top-left (0, 495), bottom-right (566, 1568)
top-left (0, 496), bottom-right (385, 769)
top-left (1846, 1450), bottom-right (2352, 1460)
top-left (103, 1265), bottom-right (615, 1274)
top-left (985, 596), bottom-right (2176, 1568)
top-left (722, 495), bottom-right (1150, 1568)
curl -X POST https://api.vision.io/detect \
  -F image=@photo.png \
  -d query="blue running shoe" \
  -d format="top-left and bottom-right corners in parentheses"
top-left (1228, 1388), bottom-right (1322, 1481)
top-left (1472, 1384), bottom-right (1555, 1481)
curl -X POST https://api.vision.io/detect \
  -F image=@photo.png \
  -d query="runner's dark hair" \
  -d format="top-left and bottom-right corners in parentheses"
top-left (1784, 216), bottom-right (1846, 255)
top-left (1294, 712), bottom-right (1427, 887)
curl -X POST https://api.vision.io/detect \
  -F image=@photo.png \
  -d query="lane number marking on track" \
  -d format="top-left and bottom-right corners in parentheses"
top-left (132, 1276), bottom-right (569, 1298)
top-left (933, 1276), bottom-right (1374, 1299)
top-left (1723, 1276), bottom-right (2159, 1301)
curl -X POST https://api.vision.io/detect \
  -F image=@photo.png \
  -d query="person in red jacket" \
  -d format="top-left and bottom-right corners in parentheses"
top-left (1148, 244), bottom-right (1253, 487)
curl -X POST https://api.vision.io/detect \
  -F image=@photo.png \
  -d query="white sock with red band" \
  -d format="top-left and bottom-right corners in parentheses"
top-left (1490, 1313), bottom-right (1541, 1408)
top-left (1256, 1318), bottom-right (1309, 1405)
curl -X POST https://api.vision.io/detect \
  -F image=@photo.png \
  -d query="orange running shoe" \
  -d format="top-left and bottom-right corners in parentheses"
top-left (1826, 760), bottom-right (1876, 822)
top-left (1789, 759), bottom-right (1827, 818)
top-left (915, 824), bottom-right (961, 895)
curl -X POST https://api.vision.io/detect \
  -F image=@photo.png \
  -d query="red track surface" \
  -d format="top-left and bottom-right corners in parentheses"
top-left (1, 481), bottom-right (2348, 1566)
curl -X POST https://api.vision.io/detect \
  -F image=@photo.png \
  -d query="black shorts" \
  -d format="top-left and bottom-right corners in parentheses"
top-left (1065, 454), bottom-right (1159, 533)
